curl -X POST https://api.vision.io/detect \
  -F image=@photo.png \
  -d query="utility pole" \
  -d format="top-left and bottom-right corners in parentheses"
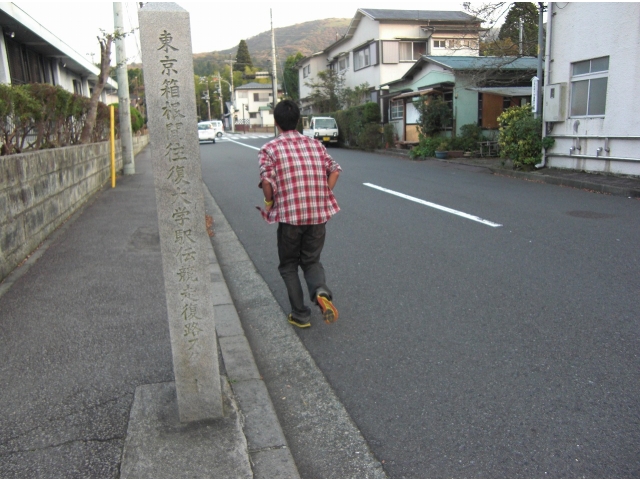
top-left (228, 57), bottom-right (235, 133)
top-left (535, 2), bottom-right (545, 118)
top-left (114, 2), bottom-right (134, 174)
top-left (519, 17), bottom-right (524, 56)
top-left (270, 9), bottom-right (278, 136)
top-left (216, 73), bottom-right (223, 118)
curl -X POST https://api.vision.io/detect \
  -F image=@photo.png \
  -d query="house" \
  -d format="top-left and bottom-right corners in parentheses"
top-left (541, 2), bottom-right (640, 176)
top-left (0, 3), bottom-right (117, 101)
top-left (233, 82), bottom-right (282, 128)
top-left (384, 55), bottom-right (537, 142)
top-left (297, 8), bottom-right (482, 116)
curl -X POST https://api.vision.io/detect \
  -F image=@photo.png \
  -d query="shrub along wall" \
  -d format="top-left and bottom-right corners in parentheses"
top-left (325, 102), bottom-right (382, 149)
top-left (0, 135), bottom-right (149, 282)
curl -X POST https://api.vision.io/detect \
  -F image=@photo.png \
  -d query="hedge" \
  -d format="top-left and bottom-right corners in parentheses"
top-left (319, 102), bottom-right (382, 149)
top-left (0, 83), bottom-right (122, 155)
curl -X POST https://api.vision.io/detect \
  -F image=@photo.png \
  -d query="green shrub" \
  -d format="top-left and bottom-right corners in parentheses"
top-left (409, 136), bottom-right (442, 159)
top-left (0, 83), bottom-right (110, 154)
top-left (456, 123), bottom-right (483, 151)
top-left (436, 139), bottom-right (450, 151)
top-left (383, 123), bottom-right (396, 147)
top-left (130, 107), bottom-right (144, 132)
top-left (498, 105), bottom-right (554, 169)
top-left (357, 123), bottom-right (382, 150)
top-left (414, 96), bottom-right (452, 136)
top-left (110, 103), bottom-right (145, 133)
top-left (330, 102), bottom-right (381, 147)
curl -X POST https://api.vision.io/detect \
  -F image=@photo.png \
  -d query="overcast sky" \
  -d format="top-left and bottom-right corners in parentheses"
top-left (14, 1), bottom-right (492, 65)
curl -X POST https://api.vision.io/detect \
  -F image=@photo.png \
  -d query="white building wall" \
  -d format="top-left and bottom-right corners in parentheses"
top-left (299, 55), bottom-right (330, 101)
top-left (545, 2), bottom-right (640, 176)
top-left (327, 16), bottom-right (381, 89)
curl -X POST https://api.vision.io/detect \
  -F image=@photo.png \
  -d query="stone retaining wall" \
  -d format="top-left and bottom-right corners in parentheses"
top-left (0, 135), bottom-right (149, 282)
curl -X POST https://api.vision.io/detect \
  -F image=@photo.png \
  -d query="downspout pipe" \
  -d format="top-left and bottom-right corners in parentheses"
top-left (536, 2), bottom-right (553, 169)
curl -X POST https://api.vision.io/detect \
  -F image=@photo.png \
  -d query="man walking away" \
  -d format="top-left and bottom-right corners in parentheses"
top-left (258, 100), bottom-right (341, 328)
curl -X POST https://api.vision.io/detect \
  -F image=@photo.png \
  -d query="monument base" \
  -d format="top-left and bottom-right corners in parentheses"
top-left (120, 380), bottom-right (252, 479)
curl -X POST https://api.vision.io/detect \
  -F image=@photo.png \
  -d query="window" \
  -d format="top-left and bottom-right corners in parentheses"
top-left (390, 100), bottom-right (404, 119)
top-left (399, 41), bottom-right (426, 61)
top-left (433, 38), bottom-right (478, 50)
top-left (72, 79), bottom-right (82, 95)
top-left (382, 41), bottom-right (399, 64)
top-left (302, 65), bottom-right (310, 78)
top-left (570, 56), bottom-right (608, 116)
top-left (253, 92), bottom-right (270, 102)
top-left (338, 56), bottom-right (349, 72)
top-left (5, 36), bottom-right (47, 84)
top-left (354, 43), bottom-right (377, 70)
top-left (237, 91), bottom-right (248, 98)
top-left (250, 112), bottom-right (257, 119)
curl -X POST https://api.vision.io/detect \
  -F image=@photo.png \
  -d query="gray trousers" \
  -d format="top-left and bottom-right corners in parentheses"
top-left (277, 222), bottom-right (332, 319)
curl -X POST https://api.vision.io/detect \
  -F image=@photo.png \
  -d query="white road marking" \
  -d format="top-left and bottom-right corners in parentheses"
top-left (363, 183), bottom-right (503, 228)
top-left (226, 138), bottom-right (261, 151)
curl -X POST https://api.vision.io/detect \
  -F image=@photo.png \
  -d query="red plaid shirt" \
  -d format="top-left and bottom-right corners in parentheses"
top-left (259, 130), bottom-right (341, 225)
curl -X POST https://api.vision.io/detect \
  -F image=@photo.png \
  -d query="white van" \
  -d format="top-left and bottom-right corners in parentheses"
top-left (302, 117), bottom-right (339, 145)
top-left (199, 120), bottom-right (224, 138)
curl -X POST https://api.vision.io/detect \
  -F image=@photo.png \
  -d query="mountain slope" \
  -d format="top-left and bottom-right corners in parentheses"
top-left (193, 18), bottom-right (351, 75)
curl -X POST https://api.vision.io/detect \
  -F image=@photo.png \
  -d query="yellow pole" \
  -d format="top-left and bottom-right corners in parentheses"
top-left (110, 105), bottom-right (116, 188)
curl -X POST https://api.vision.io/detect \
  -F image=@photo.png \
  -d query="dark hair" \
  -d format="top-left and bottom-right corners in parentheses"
top-left (273, 100), bottom-right (300, 131)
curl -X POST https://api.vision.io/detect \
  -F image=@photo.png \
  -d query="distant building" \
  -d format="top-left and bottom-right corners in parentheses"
top-left (297, 8), bottom-right (482, 116)
top-left (0, 3), bottom-right (118, 102)
top-left (542, 2), bottom-right (640, 176)
top-left (233, 82), bottom-right (282, 128)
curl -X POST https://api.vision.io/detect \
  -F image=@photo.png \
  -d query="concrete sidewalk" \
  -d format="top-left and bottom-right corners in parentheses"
top-left (0, 146), bottom-right (296, 478)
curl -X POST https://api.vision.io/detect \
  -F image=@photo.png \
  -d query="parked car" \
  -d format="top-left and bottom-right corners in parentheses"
top-left (199, 120), bottom-right (224, 138)
top-left (198, 122), bottom-right (217, 143)
top-left (302, 116), bottom-right (339, 145)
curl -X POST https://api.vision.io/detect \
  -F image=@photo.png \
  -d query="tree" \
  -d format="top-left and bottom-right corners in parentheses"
top-left (128, 67), bottom-right (145, 118)
top-left (234, 40), bottom-right (253, 71)
top-left (466, 2), bottom-right (539, 57)
top-left (498, 2), bottom-right (539, 56)
top-left (283, 52), bottom-right (304, 100)
top-left (414, 95), bottom-right (452, 136)
top-left (304, 69), bottom-right (343, 113)
top-left (340, 83), bottom-right (370, 109)
top-left (80, 31), bottom-right (115, 144)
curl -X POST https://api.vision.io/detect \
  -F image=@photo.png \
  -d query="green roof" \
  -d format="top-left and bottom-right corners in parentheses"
top-left (425, 56), bottom-right (538, 71)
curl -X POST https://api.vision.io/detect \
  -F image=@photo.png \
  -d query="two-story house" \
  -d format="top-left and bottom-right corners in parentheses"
top-left (233, 82), bottom-right (283, 129)
top-left (541, 2), bottom-right (639, 177)
top-left (297, 8), bottom-right (482, 116)
top-left (0, 3), bottom-right (118, 101)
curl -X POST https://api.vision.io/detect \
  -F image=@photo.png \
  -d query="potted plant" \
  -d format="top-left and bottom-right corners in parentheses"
top-left (435, 140), bottom-right (449, 159)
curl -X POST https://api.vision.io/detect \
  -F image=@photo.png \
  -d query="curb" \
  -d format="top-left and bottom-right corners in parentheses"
top-left (202, 183), bottom-right (300, 479)
top-left (203, 182), bottom-right (387, 479)
top-left (373, 149), bottom-right (640, 198)
top-left (487, 167), bottom-right (640, 198)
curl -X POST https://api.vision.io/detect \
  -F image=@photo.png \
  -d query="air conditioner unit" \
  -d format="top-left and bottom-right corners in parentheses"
top-left (543, 83), bottom-right (567, 122)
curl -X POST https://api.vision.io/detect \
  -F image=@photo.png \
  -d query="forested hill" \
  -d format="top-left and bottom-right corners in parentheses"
top-left (192, 18), bottom-right (351, 75)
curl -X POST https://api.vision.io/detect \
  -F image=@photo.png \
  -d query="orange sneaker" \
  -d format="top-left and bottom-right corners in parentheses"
top-left (317, 294), bottom-right (338, 324)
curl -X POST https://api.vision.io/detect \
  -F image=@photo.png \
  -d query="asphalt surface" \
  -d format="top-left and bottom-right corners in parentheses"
top-left (201, 134), bottom-right (640, 478)
top-left (1, 133), bottom-right (638, 478)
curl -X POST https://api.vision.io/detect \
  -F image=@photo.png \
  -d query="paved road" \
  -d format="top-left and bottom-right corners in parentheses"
top-left (200, 136), bottom-right (640, 478)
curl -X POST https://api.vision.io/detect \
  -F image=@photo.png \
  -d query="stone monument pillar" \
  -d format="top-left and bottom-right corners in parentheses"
top-left (139, 2), bottom-right (223, 422)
